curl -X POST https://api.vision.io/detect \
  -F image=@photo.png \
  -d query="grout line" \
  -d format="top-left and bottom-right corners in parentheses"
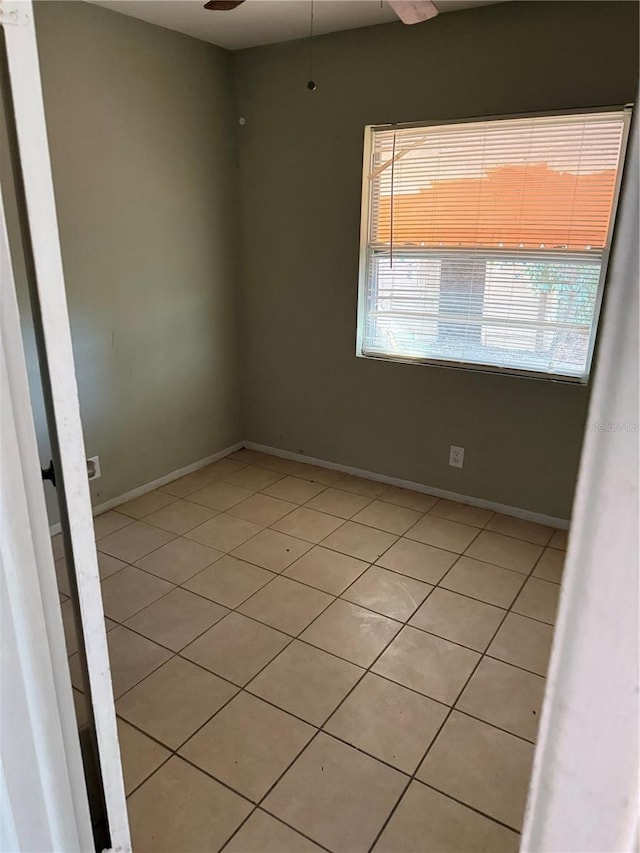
top-left (220, 806), bottom-right (334, 853)
top-left (219, 523), bottom-right (474, 845)
top-left (365, 539), bottom-right (551, 851)
top-left (101, 469), bottom-right (559, 586)
top-left (103, 593), bottom-right (541, 750)
top-left (59, 453), bottom-right (561, 851)
top-left (411, 778), bottom-right (523, 835)
top-left (81, 547), bottom-right (556, 700)
top-left (79, 507), bottom-right (555, 717)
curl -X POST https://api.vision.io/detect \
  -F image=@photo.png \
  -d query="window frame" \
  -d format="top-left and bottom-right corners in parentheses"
top-left (355, 106), bottom-right (632, 384)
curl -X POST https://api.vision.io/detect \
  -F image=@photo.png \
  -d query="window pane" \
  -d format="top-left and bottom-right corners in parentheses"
top-left (363, 251), bottom-right (602, 378)
top-left (359, 110), bottom-right (629, 380)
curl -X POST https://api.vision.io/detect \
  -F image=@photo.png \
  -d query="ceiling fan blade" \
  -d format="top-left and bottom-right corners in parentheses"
top-left (388, 1), bottom-right (439, 24)
top-left (203, 0), bottom-right (245, 10)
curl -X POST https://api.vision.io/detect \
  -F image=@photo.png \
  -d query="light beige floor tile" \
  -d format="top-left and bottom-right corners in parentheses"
top-left (117, 490), bottom-right (177, 520)
top-left (92, 509), bottom-right (132, 536)
top-left (232, 528), bottom-right (312, 572)
top-left (225, 810), bottom-right (323, 853)
top-left (184, 555), bottom-right (274, 607)
top-left (284, 546), bottom-right (369, 594)
top-left (321, 521), bottom-right (397, 562)
top-left (334, 475), bottom-right (388, 498)
top-left (125, 587), bottom-right (228, 651)
top-left (229, 493), bottom-right (297, 525)
top-left (92, 510), bottom-right (133, 540)
top-left (182, 612), bottom-right (289, 685)
top-left (373, 626), bottom-right (479, 705)
top-left (186, 513), bottom-right (262, 552)
top-left (73, 689), bottom-right (89, 728)
top-left (51, 532), bottom-right (65, 558)
top-left (326, 673), bottom-right (448, 773)
top-left (100, 566), bottom-right (173, 622)
top-left (410, 588), bottom-right (505, 652)
top-left (429, 498), bottom-right (494, 528)
top-left (98, 522), bottom-right (175, 563)
top-left (405, 515), bottom-right (479, 553)
top-left (533, 547), bottom-right (565, 583)
top-left (486, 513), bottom-right (553, 545)
top-left (417, 711), bottom-right (534, 831)
top-left (440, 556), bottom-right (526, 608)
top-left (54, 556), bottom-right (72, 597)
top-left (376, 538), bottom-right (457, 584)
top-left (116, 719), bottom-right (169, 795)
top-left (264, 733), bottom-right (406, 853)
top-left (200, 457), bottom-right (248, 480)
top-left (134, 537), bottom-right (222, 584)
top-left (61, 599), bottom-right (79, 655)
top-left (352, 500), bottom-right (423, 535)
top-left (548, 528), bottom-right (568, 550)
top-left (457, 657), bottom-right (546, 741)
top-left (253, 454), bottom-right (307, 475)
top-left (273, 507), bottom-right (344, 544)
top-left (488, 613), bottom-right (554, 676)
top-left (513, 577), bottom-right (560, 624)
top-left (229, 448), bottom-right (268, 465)
top-left (305, 487), bottom-right (372, 519)
top-left (117, 657), bottom-right (237, 749)
top-left (224, 465), bottom-right (285, 492)
top-left (374, 780), bottom-right (519, 853)
top-left (159, 467), bottom-right (219, 498)
top-left (293, 464), bottom-right (348, 486)
top-left (188, 481), bottom-right (254, 511)
top-left (379, 486), bottom-right (438, 513)
top-left (239, 576), bottom-right (333, 636)
top-left (300, 600), bottom-right (401, 667)
top-left (70, 626), bottom-right (171, 698)
top-left (143, 499), bottom-right (217, 534)
top-left (263, 476), bottom-right (327, 505)
top-left (180, 692), bottom-right (314, 802)
top-left (97, 552), bottom-right (127, 580)
top-left (465, 530), bottom-right (543, 574)
top-left (342, 566), bottom-right (432, 622)
top-left (127, 756), bottom-right (251, 853)
top-left (248, 640), bottom-right (362, 726)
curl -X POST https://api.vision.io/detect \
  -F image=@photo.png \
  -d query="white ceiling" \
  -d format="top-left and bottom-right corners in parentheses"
top-left (87, 0), bottom-right (506, 51)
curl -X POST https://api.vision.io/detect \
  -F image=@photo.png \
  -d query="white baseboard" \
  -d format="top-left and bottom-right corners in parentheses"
top-left (244, 441), bottom-right (570, 530)
top-left (49, 437), bottom-right (569, 537)
top-left (48, 442), bottom-right (242, 536)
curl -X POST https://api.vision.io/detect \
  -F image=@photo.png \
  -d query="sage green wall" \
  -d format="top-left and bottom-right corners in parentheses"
top-left (25, 2), bottom-right (240, 515)
top-left (233, 1), bottom-right (639, 519)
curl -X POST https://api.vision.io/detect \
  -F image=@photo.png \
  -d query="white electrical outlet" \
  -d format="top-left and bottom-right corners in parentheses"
top-left (86, 456), bottom-right (101, 480)
top-left (449, 445), bottom-right (464, 468)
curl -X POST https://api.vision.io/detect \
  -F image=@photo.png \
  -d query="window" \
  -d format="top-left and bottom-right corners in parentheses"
top-left (357, 110), bottom-right (630, 382)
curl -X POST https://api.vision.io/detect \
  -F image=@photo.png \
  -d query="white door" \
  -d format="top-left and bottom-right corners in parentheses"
top-left (1, 1), bottom-right (130, 849)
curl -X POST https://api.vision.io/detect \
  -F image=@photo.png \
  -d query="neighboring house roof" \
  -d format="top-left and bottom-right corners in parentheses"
top-left (375, 163), bottom-right (616, 251)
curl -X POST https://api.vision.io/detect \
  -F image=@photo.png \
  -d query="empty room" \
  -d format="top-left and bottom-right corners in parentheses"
top-left (1, 1), bottom-right (638, 852)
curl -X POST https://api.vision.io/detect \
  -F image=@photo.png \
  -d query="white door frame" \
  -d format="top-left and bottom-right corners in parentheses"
top-left (1, 185), bottom-right (94, 853)
top-left (522, 112), bottom-right (639, 851)
top-left (1, 1), bottom-right (130, 849)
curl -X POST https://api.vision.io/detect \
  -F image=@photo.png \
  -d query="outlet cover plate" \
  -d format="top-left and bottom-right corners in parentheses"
top-left (87, 455), bottom-right (101, 480)
top-left (449, 445), bottom-right (464, 469)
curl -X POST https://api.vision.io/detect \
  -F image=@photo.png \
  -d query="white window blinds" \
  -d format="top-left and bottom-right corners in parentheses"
top-left (358, 110), bottom-right (630, 381)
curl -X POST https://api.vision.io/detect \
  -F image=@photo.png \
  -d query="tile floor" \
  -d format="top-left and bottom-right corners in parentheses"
top-left (55, 449), bottom-right (567, 853)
